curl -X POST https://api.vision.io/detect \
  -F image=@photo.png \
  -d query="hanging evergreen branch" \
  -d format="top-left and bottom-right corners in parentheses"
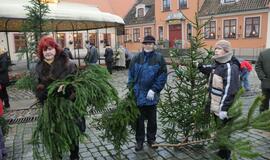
top-left (31, 65), bottom-right (118, 159)
top-left (209, 90), bottom-right (270, 159)
top-left (97, 88), bottom-right (140, 159)
top-left (15, 73), bottom-right (38, 92)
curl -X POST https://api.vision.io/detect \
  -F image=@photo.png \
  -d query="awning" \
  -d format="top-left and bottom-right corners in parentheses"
top-left (0, 0), bottom-right (125, 32)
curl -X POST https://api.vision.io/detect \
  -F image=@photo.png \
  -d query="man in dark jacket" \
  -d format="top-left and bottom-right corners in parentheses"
top-left (85, 42), bottom-right (99, 64)
top-left (199, 40), bottom-right (240, 160)
top-left (128, 35), bottom-right (167, 151)
top-left (255, 48), bottom-right (270, 113)
top-left (0, 48), bottom-right (10, 108)
top-left (104, 44), bottom-right (114, 74)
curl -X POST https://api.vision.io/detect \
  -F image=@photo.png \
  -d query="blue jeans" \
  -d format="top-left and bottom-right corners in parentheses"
top-left (241, 72), bottom-right (250, 91)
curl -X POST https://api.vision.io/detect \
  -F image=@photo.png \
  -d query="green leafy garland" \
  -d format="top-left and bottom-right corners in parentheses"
top-left (31, 65), bottom-right (118, 159)
top-left (98, 88), bottom-right (140, 159)
top-left (15, 73), bottom-right (38, 92)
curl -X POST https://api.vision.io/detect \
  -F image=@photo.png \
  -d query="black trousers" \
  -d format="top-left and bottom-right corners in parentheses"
top-left (135, 106), bottom-right (157, 144)
top-left (260, 88), bottom-right (270, 113)
top-left (106, 62), bottom-right (113, 74)
top-left (0, 84), bottom-right (9, 108)
top-left (215, 115), bottom-right (231, 160)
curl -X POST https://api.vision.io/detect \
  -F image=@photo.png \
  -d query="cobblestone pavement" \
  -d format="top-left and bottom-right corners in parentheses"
top-left (4, 66), bottom-right (270, 160)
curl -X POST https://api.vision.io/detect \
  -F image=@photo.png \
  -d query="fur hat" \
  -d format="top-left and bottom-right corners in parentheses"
top-left (215, 40), bottom-right (231, 53)
top-left (213, 40), bottom-right (233, 63)
top-left (142, 35), bottom-right (156, 44)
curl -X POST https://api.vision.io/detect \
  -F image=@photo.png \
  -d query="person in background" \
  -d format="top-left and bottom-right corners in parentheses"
top-left (84, 42), bottom-right (98, 64)
top-left (115, 45), bottom-right (126, 70)
top-left (0, 48), bottom-right (10, 109)
top-left (198, 40), bottom-right (240, 160)
top-left (104, 44), bottom-right (114, 74)
top-left (125, 47), bottom-right (132, 69)
top-left (255, 48), bottom-right (270, 113)
top-left (35, 36), bottom-right (85, 160)
top-left (128, 35), bottom-right (167, 151)
top-left (240, 59), bottom-right (252, 91)
top-left (63, 47), bottom-right (73, 60)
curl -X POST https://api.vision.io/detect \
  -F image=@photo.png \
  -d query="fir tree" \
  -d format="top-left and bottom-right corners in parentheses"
top-left (159, 14), bottom-right (214, 143)
top-left (21, 0), bottom-right (50, 68)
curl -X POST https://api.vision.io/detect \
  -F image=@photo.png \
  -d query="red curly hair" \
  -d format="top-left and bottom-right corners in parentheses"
top-left (37, 36), bottom-right (62, 60)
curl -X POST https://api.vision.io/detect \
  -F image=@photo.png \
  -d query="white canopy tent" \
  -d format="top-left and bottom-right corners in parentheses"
top-left (0, 0), bottom-right (124, 32)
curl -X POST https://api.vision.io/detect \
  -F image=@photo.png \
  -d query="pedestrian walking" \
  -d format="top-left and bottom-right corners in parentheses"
top-left (35, 36), bottom-right (85, 160)
top-left (84, 42), bottom-right (98, 64)
top-left (255, 48), bottom-right (270, 113)
top-left (128, 35), bottom-right (167, 151)
top-left (198, 40), bottom-right (240, 160)
top-left (104, 44), bottom-right (114, 74)
top-left (115, 45), bottom-right (126, 70)
top-left (0, 48), bottom-right (10, 109)
top-left (125, 48), bottom-right (132, 69)
top-left (240, 60), bottom-right (252, 91)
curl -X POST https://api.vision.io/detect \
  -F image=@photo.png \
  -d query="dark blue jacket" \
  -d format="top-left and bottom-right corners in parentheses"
top-left (128, 51), bottom-right (167, 107)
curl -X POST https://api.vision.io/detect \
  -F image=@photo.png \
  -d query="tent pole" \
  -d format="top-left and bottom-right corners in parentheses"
top-left (5, 19), bottom-right (12, 65)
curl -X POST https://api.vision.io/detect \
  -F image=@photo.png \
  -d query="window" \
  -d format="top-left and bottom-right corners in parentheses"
top-left (103, 33), bottom-right (111, 46)
top-left (158, 26), bottom-right (164, 40)
top-left (223, 19), bottom-right (236, 39)
top-left (124, 29), bottom-right (132, 42)
top-left (56, 33), bottom-right (65, 48)
top-left (187, 23), bottom-right (192, 40)
top-left (89, 33), bottom-right (97, 46)
top-left (73, 33), bottom-right (83, 49)
top-left (224, 0), bottom-right (236, 3)
top-left (14, 34), bottom-right (26, 53)
top-left (144, 27), bottom-right (152, 37)
top-left (179, 0), bottom-right (187, 9)
top-left (245, 17), bottom-right (260, 38)
top-left (205, 21), bottom-right (216, 39)
top-left (133, 28), bottom-right (140, 42)
top-left (138, 8), bottom-right (144, 17)
top-left (163, 0), bottom-right (170, 11)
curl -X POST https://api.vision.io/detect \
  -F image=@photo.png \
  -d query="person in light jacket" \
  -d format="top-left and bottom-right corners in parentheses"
top-left (198, 40), bottom-right (240, 160)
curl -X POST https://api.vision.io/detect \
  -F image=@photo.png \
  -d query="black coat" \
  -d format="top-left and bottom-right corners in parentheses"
top-left (0, 52), bottom-right (9, 85)
top-left (104, 48), bottom-right (114, 63)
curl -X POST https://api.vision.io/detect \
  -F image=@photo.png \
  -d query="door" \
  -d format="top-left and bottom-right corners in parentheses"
top-left (169, 24), bottom-right (182, 48)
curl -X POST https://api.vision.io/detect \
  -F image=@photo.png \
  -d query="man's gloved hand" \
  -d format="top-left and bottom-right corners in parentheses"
top-left (146, 89), bottom-right (155, 101)
top-left (219, 111), bottom-right (228, 120)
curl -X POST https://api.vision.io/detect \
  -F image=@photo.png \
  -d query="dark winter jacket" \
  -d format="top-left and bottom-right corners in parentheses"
top-left (0, 52), bottom-right (9, 85)
top-left (85, 46), bottom-right (99, 64)
top-left (35, 52), bottom-right (77, 104)
top-left (128, 51), bottom-right (167, 107)
top-left (255, 48), bottom-right (270, 89)
top-left (199, 56), bottom-right (240, 115)
top-left (104, 48), bottom-right (114, 63)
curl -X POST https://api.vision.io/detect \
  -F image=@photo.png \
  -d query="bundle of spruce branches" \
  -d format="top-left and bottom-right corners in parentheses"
top-left (98, 88), bottom-right (140, 158)
top-left (209, 89), bottom-right (270, 160)
top-left (30, 65), bottom-right (118, 159)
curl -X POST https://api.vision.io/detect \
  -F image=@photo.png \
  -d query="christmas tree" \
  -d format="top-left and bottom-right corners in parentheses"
top-left (159, 14), bottom-right (214, 144)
